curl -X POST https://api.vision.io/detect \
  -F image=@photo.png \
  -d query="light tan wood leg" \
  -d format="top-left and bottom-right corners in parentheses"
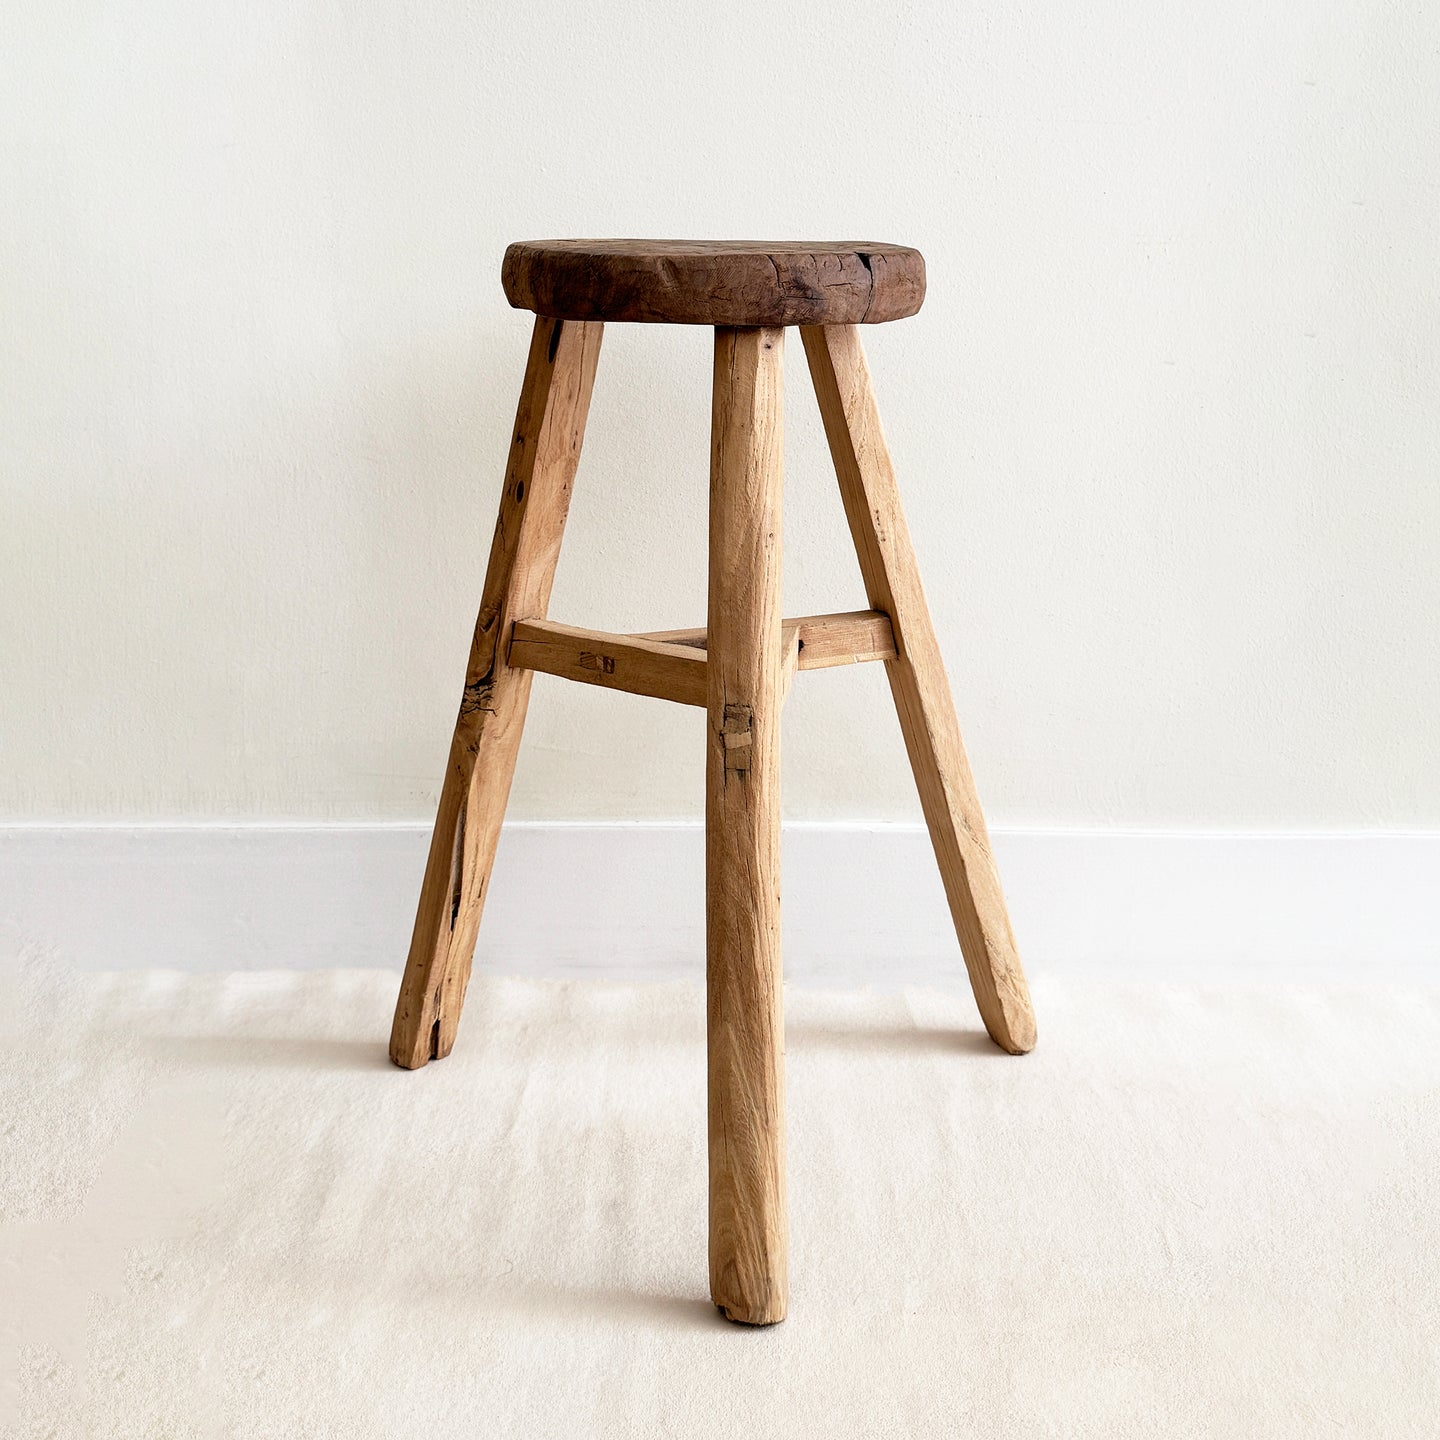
top-left (706, 326), bottom-right (788, 1324)
top-left (389, 317), bottom-right (603, 1069)
top-left (801, 323), bottom-right (1037, 1055)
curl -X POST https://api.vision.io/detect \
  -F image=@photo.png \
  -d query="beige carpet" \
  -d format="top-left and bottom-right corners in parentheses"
top-left (2, 962), bottom-right (1437, 1437)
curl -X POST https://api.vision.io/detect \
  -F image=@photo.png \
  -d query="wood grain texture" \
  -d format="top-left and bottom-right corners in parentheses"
top-left (706, 326), bottom-right (788, 1325)
top-left (388, 316), bottom-right (603, 1070)
top-left (509, 618), bottom-right (708, 706)
top-left (503, 240), bottom-right (925, 327)
top-left (630, 624), bottom-right (709, 649)
top-left (800, 324), bottom-right (1037, 1056)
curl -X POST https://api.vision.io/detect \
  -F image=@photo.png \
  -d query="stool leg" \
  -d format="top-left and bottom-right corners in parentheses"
top-left (389, 317), bottom-right (603, 1069)
top-left (706, 326), bottom-right (788, 1324)
top-left (801, 324), bottom-right (1037, 1055)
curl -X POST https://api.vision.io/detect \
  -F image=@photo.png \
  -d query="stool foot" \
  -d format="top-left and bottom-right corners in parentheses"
top-left (706, 326), bottom-right (789, 1324)
top-left (715, 1300), bottom-right (786, 1327)
top-left (802, 324), bottom-right (1037, 1055)
top-left (389, 317), bottom-right (603, 1069)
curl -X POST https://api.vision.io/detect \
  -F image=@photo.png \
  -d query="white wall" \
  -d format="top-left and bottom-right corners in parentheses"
top-left (4, 0), bottom-right (1437, 827)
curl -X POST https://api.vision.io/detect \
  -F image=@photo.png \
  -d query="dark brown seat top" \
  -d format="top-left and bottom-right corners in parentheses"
top-left (502, 240), bottom-right (925, 327)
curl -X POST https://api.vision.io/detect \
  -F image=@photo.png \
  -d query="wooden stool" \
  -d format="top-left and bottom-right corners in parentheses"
top-left (388, 240), bottom-right (1037, 1325)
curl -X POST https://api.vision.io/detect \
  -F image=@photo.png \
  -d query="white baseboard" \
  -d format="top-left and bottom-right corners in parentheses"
top-left (1, 823), bottom-right (1436, 982)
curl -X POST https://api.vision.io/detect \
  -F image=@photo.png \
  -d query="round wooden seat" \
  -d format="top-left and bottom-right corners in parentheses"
top-left (501, 239), bottom-right (926, 327)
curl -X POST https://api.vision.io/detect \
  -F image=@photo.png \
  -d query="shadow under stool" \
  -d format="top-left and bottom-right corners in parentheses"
top-left (386, 239), bottom-right (1038, 1325)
